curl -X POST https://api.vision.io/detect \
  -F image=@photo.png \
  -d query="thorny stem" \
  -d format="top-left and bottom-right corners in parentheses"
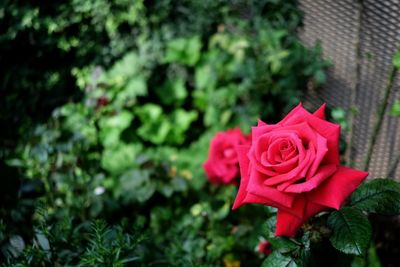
top-left (346, 0), bottom-right (364, 167)
top-left (363, 65), bottom-right (397, 171)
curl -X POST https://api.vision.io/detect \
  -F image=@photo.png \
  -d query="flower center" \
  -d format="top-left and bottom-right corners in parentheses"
top-left (223, 148), bottom-right (235, 159)
top-left (276, 139), bottom-right (297, 162)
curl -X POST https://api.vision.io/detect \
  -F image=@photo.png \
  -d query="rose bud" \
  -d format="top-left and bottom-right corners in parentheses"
top-left (258, 240), bottom-right (272, 256)
top-left (203, 128), bottom-right (249, 185)
top-left (233, 103), bottom-right (368, 237)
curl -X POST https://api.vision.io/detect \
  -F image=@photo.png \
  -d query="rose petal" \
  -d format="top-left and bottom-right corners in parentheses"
top-left (307, 166), bottom-right (368, 210)
top-left (203, 160), bottom-right (219, 183)
top-left (304, 200), bottom-right (327, 220)
top-left (267, 138), bottom-right (287, 163)
top-left (255, 134), bottom-right (274, 163)
top-left (279, 122), bottom-right (317, 144)
top-left (250, 155), bottom-right (278, 176)
top-left (241, 192), bottom-right (300, 217)
top-left (251, 131), bottom-right (306, 177)
top-left (263, 147), bottom-right (313, 187)
top-left (252, 124), bottom-right (281, 142)
top-left (308, 133), bottom-right (328, 177)
top-left (278, 104), bottom-right (340, 165)
top-left (262, 155), bottom-right (299, 173)
top-left (221, 164), bottom-right (239, 184)
top-left (275, 196), bottom-right (305, 237)
top-left (276, 211), bottom-right (303, 237)
top-left (246, 169), bottom-right (295, 208)
top-left (276, 200), bottom-right (327, 237)
top-left (258, 119), bottom-right (267, 126)
top-left (281, 164), bottom-right (337, 193)
top-left (313, 103), bottom-right (326, 120)
top-left (203, 159), bottom-right (237, 184)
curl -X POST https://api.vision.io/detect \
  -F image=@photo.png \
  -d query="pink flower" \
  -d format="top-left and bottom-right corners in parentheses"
top-left (233, 103), bottom-right (368, 237)
top-left (203, 128), bottom-right (249, 184)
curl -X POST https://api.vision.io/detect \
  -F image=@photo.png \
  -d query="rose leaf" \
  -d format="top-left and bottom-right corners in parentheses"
top-left (327, 207), bottom-right (371, 256)
top-left (350, 178), bottom-right (400, 215)
top-left (261, 251), bottom-right (298, 267)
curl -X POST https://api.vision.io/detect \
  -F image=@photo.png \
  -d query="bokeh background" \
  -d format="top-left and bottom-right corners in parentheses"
top-left (1, 0), bottom-right (399, 266)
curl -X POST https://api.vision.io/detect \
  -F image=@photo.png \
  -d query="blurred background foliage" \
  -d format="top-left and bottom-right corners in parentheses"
top-left (0, 0), bottom-right (328, 266)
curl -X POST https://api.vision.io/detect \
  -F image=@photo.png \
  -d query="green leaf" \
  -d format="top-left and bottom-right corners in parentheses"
top-left (117, 169), bottom-right (155, 203)
top-left (185, 36), bottom-right (202, 65)
top-left (35, 231), bottom-right (50, 251)
top-left (350, 178), bottom-right (400, 215)
top-left (120, 256), bottom-right (141, 263)
top-left (136, 104), bottom-right (171, 144)
top-left (269, 237), bottom-right (299, 254)
top-left (115, 76), bottom-right (147, 106)
top-left (262, 216), bottom-right (277, 239)
top-left (99, 110), bottom-right (133, 129)
top-left (101, 144), bottom-right (141, 174)
top-left (8, 235), bottom-right (25, 258)
top-left (135, 104), bottom-right (196, 145)
top-left (168, 109), bottom-right (198, 144)
top-left (261, 215), bottom-right (298, 253)
top-left (164, 36), bottom-right (201, 66)
top-left (108, 52), bottom-right (141, 79)
top-left (99, 111), bottom-right (133, 147)
top-left (156, 78), bottom-right (188, 106)
top-left (261, 251), bottom-right (297, 267)
top-left (327, 207), bottom-right (371, 256)
top-left (314, 69), bottom-right (327, 85)
top-left (195, 65), bottom-right (216, 91)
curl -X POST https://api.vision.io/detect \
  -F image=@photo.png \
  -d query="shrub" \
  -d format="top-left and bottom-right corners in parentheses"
top-left (0, 1), bottom-right (328, 265)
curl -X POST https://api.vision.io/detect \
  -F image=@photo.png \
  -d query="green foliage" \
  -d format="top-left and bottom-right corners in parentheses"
top-left (135, 104), bottom-right (198, 145)
top-left (101, 144), bottom-right (142, 174)
top-left (331, 107), bottom-right (348, 131)
top-left (0, 0), bottom-right (146, 154)
top-left (1, 216), bottom-right (144, 266)
top-left (0, 0), bottom-right (330, 266)
top-left (258, 190), bottom-right (393, 267)
top-left (350, 178), bottom-right (400, 215)
top-left (327, 207), bottom-right (372, 257)
top-left (262, 216), bottom-right (300, 254)
top-left (115, 170), bottom-right (156, 203)
top-left (262, 251), bottom-right (298, 267)
top-left (80, 220), bottom-right (144, 267)
top-left (164, 36), bottom-right (202, 66)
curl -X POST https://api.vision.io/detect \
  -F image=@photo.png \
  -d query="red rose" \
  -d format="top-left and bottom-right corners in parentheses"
top-left (258, 240), bottom-right (272, 256)
top-left (203, 128), bottom-right (248, 184)
top-left (233, 103), bottom-right (368, 237)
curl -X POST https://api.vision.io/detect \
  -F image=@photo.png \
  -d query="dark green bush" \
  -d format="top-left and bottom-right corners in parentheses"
top-left (0, 1), bottom-right (328, 266)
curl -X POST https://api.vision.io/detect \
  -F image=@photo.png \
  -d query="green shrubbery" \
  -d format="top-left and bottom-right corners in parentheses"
top-left (0, 1), bottom-right (328, 266)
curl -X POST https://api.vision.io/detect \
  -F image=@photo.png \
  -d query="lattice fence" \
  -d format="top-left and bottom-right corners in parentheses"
top-left (299, 0), bottom-right (400, 179)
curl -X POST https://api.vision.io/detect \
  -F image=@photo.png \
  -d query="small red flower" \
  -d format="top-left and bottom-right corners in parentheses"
top-left (203, 128), bottom-right (249, 184)
top-left (258, 240), bottom-right (272, 256)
